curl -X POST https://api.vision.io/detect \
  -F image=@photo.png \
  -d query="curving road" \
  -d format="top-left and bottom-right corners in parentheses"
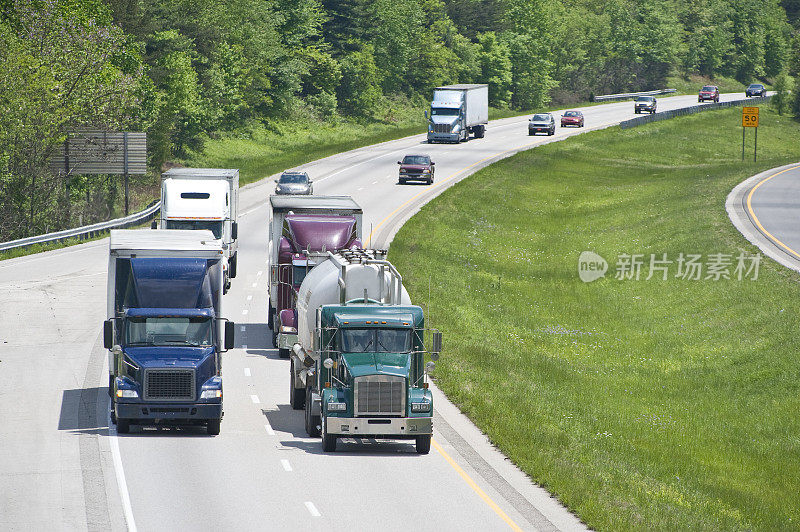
top-left (0, 92), bottom-right (756, 531)
top-left (728, 162), bottom-right (800, 273)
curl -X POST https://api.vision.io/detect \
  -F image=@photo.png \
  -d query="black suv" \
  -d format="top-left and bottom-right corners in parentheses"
top-left (746, 84), bottom-right (767, 97)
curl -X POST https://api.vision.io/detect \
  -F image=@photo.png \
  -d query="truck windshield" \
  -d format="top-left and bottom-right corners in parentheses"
top-left (166, 220), bottom-right (223, 239)
top-left (431, 107), bottom-right (459, 116)
top-left (125, 316), bottom-right (214, 347)
top-left (339, 328), bottom-right (412, 353)
top-left (279, 173), bottom-right (308, 184)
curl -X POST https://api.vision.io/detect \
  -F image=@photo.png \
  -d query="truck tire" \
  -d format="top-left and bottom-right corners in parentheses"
top-left (474, 125), bottom-right (485, 139)
top-left (229, 253), bottom-right (237, 279)
top-left (207, 419), bottom-right (221, 435)
top-left (116, 418), bottom-right (130, 434)
top-left (290, 360), bottom-right (305, 410)
top-left (415, 435), bottom-right (431, 454)
top-left (321, 418), bottom-right (337, 452)
top-left (268, 306), bottom-right (274, 329)
top-left (305, 388), bottom-right (321, 437)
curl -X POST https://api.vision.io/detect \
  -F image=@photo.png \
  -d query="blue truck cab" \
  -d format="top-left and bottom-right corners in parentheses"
top-left (104, 230), bottom-right (234, 435)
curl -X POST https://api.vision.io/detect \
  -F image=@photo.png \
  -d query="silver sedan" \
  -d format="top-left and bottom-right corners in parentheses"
top-left (275, 171), bottom-right (313, 195)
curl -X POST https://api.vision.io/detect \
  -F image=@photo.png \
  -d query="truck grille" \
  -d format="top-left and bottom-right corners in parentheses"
top-left (432, 123), bottom-right (451, 133)
top-left (354, 375), bottom-right (405, 416)
top-left (144, 369), bottom-right (195, 401)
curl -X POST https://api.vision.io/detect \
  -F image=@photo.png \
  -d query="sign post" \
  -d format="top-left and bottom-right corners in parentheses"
top-left (742, 107), bottom-right (759, 162)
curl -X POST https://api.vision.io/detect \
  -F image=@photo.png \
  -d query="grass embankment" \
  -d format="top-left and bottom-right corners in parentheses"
top-left (390, 106), bottom-right (800, 530)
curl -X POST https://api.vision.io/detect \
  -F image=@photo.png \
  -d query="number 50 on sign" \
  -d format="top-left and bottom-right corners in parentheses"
top-left (742, 107), bottom-right (759, 127)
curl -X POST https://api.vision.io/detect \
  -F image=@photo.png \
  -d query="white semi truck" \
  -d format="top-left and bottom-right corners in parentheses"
top-left (157, 168), bottom-right (240, 291)
top-left (426, 84), bottom-right (489, 143)
top-left (289, 249), bottom-right (441, 453)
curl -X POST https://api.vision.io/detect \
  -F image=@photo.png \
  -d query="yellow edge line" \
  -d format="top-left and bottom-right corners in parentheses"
top-left (432, 439), bottom-right (524, 532)
top-left (368, 139), bottom-right (541, 246)
top-left (746, 164), bottom-right (800, 259)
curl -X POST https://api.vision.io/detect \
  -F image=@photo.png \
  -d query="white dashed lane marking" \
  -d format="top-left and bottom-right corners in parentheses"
top-left (251, 395), bottom-right (260, 404)
top-left (244, 368), bottom-right (251, 377)
top-left (305, 502), bottom-right (320, 517)
top-left (242, 309), bottom-right (248, 315)
top-left (264, 423), bottom-right (275, 436)
top-left (281, 459), bottom-right (292, 472)
top-left (247, 295), bottom-right (253, 301)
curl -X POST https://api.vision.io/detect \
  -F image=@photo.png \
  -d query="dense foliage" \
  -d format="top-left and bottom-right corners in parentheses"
top-left (0, 0), bottom-right (797, 240)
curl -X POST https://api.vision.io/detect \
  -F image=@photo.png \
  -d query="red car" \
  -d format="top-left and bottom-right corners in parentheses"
top-left (560, 110), bottom-right (584, 127)
top-left (698, 85), bottom-right (719, 103)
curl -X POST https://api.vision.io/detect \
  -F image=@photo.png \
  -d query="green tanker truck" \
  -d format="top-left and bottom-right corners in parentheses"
top-left (289, 249), bottom-right (441, 454)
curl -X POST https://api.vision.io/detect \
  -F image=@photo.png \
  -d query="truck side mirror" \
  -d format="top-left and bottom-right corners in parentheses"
top-left (430, 331), bottom-right (442, 358)
top-left (224, 321), bottom-right (235, 350)
top-left (232, 222), bottom-right (238, 240)
top-left (104, 320), bottom-right (114, 349)
top-left (150, 221), bottom-right (157, 230)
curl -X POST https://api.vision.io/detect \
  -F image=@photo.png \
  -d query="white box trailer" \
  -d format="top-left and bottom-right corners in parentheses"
top-left (427, 84), bottom-right (489, 143)
top-left (159, 168), bottom-right (240, 290)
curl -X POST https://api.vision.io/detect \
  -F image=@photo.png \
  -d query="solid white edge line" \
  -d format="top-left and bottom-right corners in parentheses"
top-left (281, 459), bottom-right (292, 472)
top-left (244, 368), bottom-right (251, 377)
top-left (251, 394), bottom-right (260, 404)
top-left (304, 501), bottom-right (321, 517)
top-left (109, 413), bottom-right (138, 532)
top-left (264, 422), bottom-right (275, 436)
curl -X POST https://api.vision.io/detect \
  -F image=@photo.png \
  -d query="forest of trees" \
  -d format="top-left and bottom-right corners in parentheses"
top-left (0, 0), bottom-right (798, 241)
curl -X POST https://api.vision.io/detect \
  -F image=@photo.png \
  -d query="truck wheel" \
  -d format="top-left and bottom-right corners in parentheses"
top-left (116, 419), bottom-right (130, 434)
top-left (290, 360), bottom-right (305, 410)
top-left (321, 418), bottom-right (337, 452)
top-left (279, 348), bottom-right (289, 359)
top-left (416, 435), bottom-right (431, 454)
top-left (207, 419), bottom-right (221, 436)
top-left (229, 253), bottom-right (237, 279)
top-left (305, 388), bottom-right (321, 437)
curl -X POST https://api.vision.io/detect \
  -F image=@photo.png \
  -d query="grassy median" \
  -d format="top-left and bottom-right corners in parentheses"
top-left (390, 105), bottom-right (800, 530)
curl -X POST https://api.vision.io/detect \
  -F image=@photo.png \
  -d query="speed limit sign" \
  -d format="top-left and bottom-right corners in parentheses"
top-left (742, 107), bottom-right (759, 127)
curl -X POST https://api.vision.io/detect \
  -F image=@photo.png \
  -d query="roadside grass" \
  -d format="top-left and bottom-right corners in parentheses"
top-left (390, 105), bottom-right (800, 530)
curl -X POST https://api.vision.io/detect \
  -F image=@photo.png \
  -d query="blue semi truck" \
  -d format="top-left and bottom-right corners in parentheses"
top-left (104, 230), bottom-right (235, 435)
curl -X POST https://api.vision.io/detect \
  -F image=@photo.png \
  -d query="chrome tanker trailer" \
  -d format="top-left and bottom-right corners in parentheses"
top-left (289, 249), bottom-right (441, 453)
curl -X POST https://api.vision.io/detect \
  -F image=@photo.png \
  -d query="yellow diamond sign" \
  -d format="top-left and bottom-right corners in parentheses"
top-left (742, 107), bottom-right (759, 127)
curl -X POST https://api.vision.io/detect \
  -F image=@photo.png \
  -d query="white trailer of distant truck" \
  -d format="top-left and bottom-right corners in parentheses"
top-left (426, 84), bottom-right (489, 143)
top-left (157, 168), bottom-right (240, 290)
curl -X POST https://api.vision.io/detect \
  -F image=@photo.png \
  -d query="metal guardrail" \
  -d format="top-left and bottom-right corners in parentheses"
top-left (618, 95), bottom-right (772, 130)
top-left (593, 89), bottom-right (677, 102)
top-left (0, 200), bottom-right (161, 252)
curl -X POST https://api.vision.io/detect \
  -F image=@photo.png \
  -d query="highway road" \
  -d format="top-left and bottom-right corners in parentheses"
top-left (0, 92), bottom-right (757, 531)
top-left (728, 162), bottom-right (800, 273)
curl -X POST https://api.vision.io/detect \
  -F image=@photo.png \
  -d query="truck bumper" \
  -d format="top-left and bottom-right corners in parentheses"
top-left (278, 332), bottom-right (298, 350)
top-left (115, 402), bottom-right (222, 424)
top-left (326, 416), bottom-right (432, 437)
top-left (427, 132), bottom-right (459, 143)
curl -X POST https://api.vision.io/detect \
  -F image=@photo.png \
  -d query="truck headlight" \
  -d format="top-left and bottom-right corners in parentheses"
top-left (411, 401), bottom-right (431, 413)
top-left (280, 325), bottom-right (297, 334)
top-left (116, 389), bottom-right (138, 398)
top-left (327, 402), bottom-right (346, 412)
top-left (201, 376), bottom-right (222, 399)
